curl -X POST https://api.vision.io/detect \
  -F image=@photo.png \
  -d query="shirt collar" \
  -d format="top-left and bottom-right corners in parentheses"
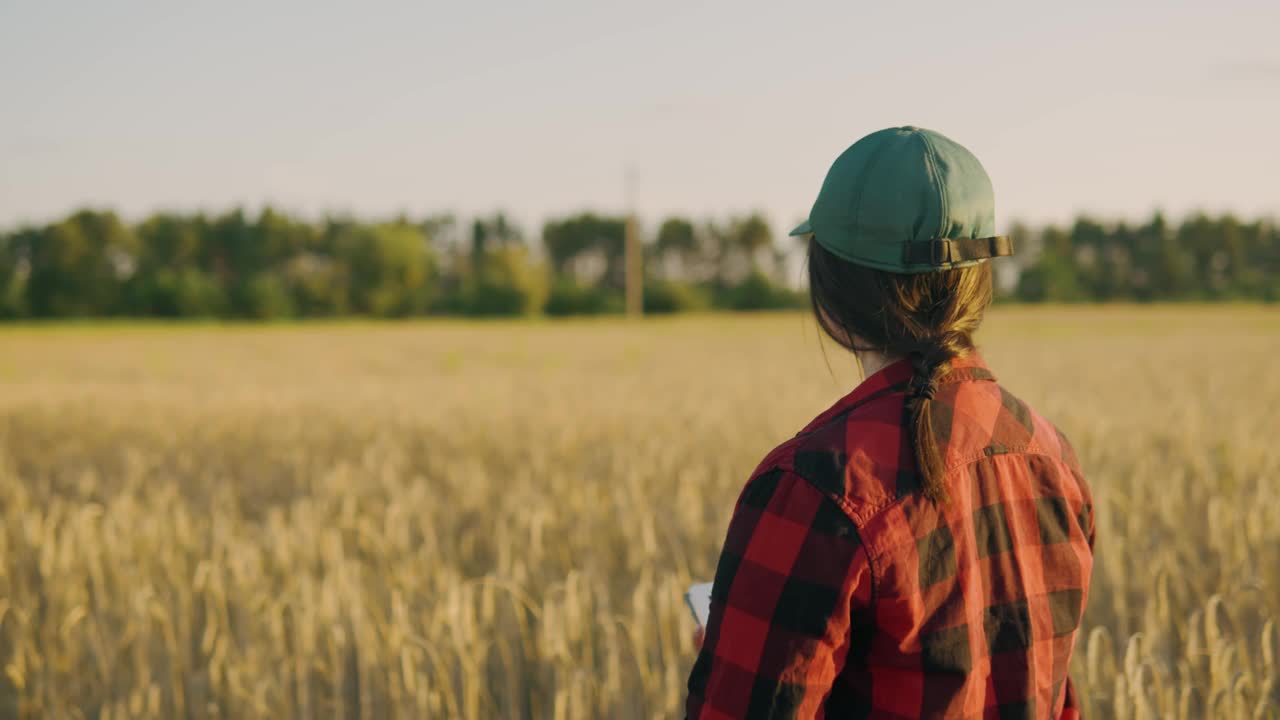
top-left (799, 351), bottom-right (995, 435)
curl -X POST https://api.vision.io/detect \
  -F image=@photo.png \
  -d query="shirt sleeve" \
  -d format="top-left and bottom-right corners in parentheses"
top-left (1058, 676), bottom-right (1083, 720)
top-left (1048, 426), bottom-right (1093, 719)
top-left (685, 468), bottom-right (872, 720)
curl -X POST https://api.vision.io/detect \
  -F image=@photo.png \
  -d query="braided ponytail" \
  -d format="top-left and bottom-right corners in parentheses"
top-left (808, 239), bottom-right (992, 504)
top-left (907, 335), bottom-right (970, 502)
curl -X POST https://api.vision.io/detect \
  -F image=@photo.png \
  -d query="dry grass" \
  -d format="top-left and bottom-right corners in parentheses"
top-left (0, 307), bottom-right (1277, 719)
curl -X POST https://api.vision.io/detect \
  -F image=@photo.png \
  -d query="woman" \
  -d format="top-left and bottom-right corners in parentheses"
top-left (685, 126), bottom-right (1095, 719)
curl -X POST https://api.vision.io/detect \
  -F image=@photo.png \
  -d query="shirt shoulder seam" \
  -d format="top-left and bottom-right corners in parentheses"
top-left (945, 444), bottom-right (1076, 474)
top-left (762, 465), bottom-right (880, 611)
top-left (817, 446), bottom-right (1082, 563)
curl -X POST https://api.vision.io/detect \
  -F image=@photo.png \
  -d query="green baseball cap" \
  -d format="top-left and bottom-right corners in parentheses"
top-left (790, 125), bottom-right (1013, 273)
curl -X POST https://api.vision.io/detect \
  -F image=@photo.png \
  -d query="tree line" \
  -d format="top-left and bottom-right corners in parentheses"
top-left (1010, 213), bottom-right (1279, 302)
top-left (0, 208), bottom-right (1275, 320)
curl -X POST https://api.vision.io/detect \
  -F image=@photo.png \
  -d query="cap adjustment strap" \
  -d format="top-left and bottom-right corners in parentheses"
top-left (904, 235), bottom-right (1014, 266)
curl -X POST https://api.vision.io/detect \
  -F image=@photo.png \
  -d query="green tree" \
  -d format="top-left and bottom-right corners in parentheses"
top-left (242, 273), bottom-right (296, 320)
top-left (126, 213), bottom-right (225, 316)
top-left (338, 222), bottom-right (438, 317)
top-left (1016, 225), bottom-right (1086, 302)
top-left (24, 209), bottom-right (138, 317)
top-left (0, 228), bottom-right (31, 318)
top-left (544, 279), bottom-right (623, 316)
top-left (542, 213), bottom-right (626, 289)
top-left (467, 245), bottom-right (547, 316)
top-left (471, 213), bottom-right (523, 271)
top-left (653, 217), bottom-right (698, 280)
top-left (1152, 223), bottom-right (1197, 300)
top-left (720, 269), bottom-right (803, 311)
top-left (1127, 212), bottom-right (1170, 301)
top-left (704, 213), bottom-right (775, 288)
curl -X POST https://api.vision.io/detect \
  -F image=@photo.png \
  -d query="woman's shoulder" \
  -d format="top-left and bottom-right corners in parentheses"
top-left (982, 381), bottom-right (1086, 478)
top-left (744, 391), bottom-right (911, 522)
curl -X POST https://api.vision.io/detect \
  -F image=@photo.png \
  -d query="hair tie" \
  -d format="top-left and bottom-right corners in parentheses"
top-left (907, 350), bottom-right (938, 400)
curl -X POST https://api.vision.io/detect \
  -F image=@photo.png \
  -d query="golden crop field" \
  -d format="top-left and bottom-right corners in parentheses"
top-left (0, 307), bottom-right (1277, 719)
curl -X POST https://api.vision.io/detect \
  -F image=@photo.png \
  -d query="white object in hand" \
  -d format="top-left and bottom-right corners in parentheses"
top-left (685, 582), bottom-right (713, 627)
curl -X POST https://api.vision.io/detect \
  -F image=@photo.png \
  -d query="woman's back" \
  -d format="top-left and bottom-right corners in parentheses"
top-left (685, 125), bottom-right (1094, 719)
top-left (685, 353), bottom-right (1094, 718)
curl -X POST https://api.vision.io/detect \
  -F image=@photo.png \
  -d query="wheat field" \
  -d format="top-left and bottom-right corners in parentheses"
top-left (0, 307), bottom-right (1277, 719)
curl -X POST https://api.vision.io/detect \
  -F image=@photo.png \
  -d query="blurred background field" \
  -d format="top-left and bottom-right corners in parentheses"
top-left (1, 307), bottom-right (1277, 718)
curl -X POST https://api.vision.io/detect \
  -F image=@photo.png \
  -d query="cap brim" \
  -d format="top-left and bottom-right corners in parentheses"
top-left (788, 220), bottom-right (813, 237)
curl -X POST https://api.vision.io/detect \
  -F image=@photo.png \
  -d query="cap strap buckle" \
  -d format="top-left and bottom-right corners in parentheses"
top-left (906, 235), bottom-right (1014, 266)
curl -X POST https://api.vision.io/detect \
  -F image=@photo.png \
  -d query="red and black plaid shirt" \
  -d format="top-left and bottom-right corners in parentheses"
top-left (686, 353), bottom-right (1095, 719)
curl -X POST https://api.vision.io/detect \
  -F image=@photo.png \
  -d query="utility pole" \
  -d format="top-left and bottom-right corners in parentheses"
top-left (624, 166), bottom-right (643, 317)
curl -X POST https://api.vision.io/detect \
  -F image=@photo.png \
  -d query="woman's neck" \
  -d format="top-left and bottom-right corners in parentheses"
top-left (855, 349), bottom-right (898, 379)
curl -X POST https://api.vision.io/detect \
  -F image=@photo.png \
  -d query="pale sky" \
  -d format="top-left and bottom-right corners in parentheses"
top-left (2, 1), bottom-right (1279, 237)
